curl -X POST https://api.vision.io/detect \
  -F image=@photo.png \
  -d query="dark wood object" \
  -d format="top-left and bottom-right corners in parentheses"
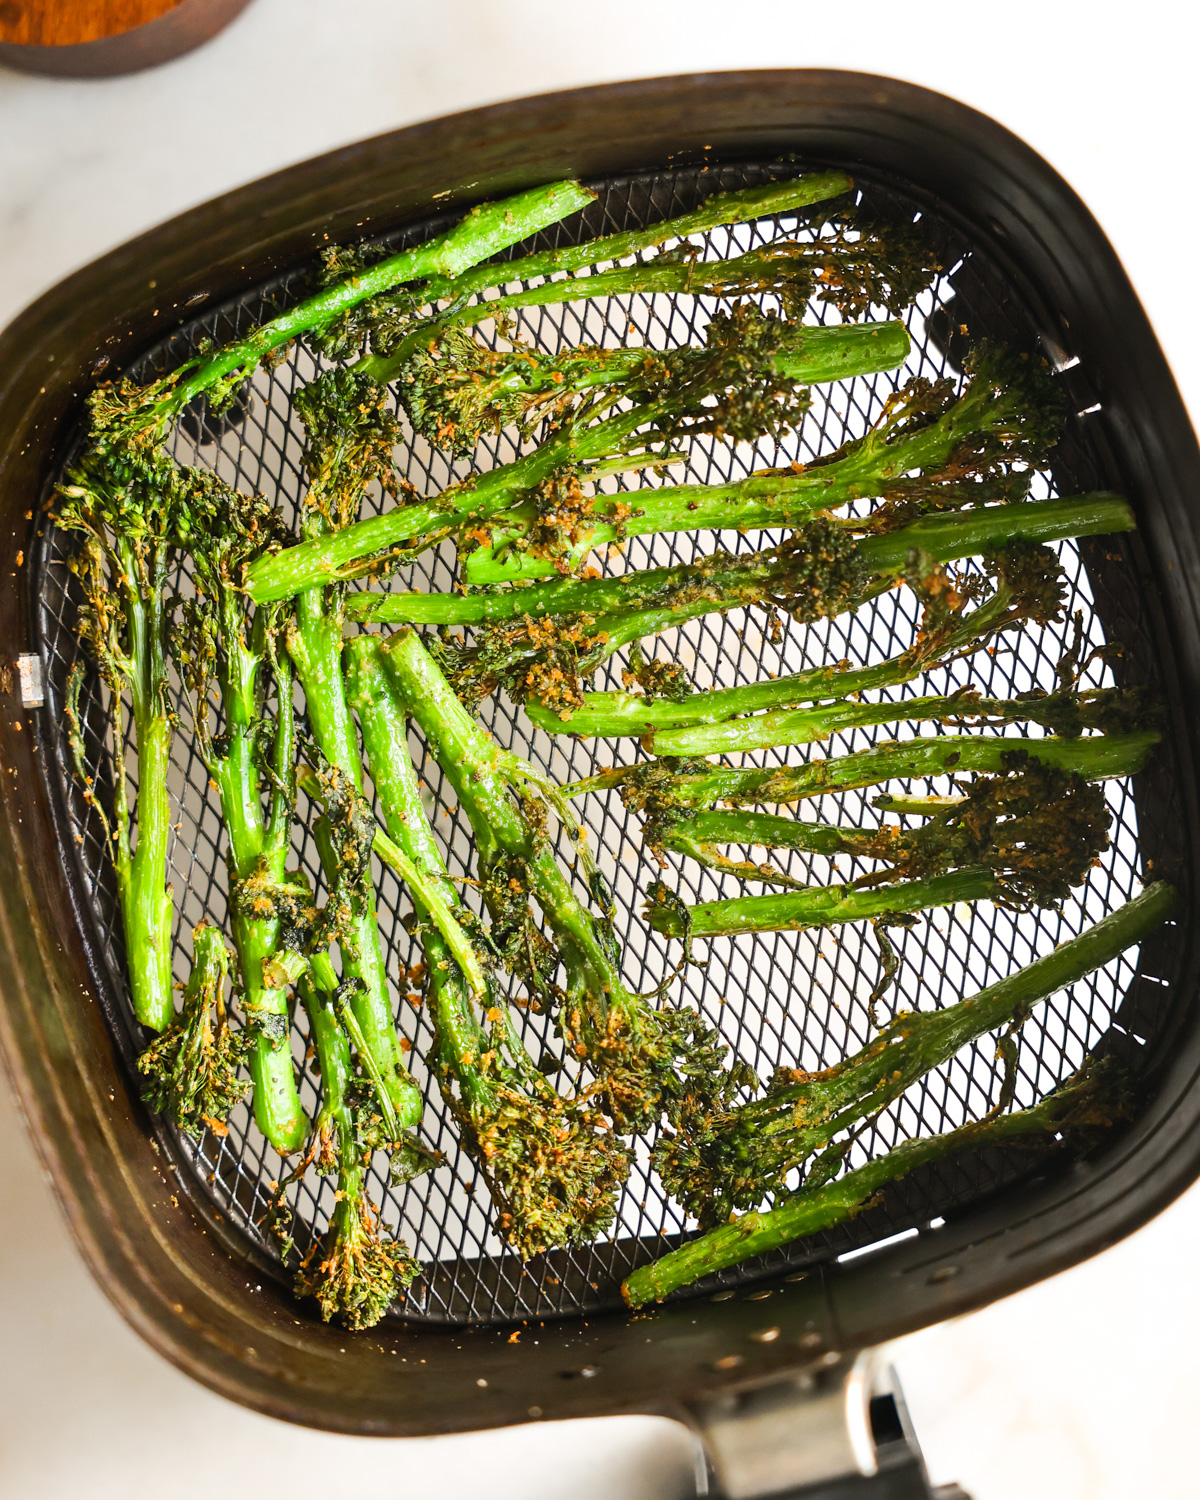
top-left (0, 0), bottom-right (254, 75)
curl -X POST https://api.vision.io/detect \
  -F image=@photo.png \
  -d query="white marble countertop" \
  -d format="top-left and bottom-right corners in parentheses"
top-left (2, 5), bottom-right (1197, 1497)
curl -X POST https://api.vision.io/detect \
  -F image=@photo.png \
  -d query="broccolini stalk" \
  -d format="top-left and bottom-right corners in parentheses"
top-left (389, 317), bottom-right (909, 458)
top-left (58, 401), bottom-right (182, 1032)
top-left (511, 540), bottom-right (1066, 738)
top-left (172, 470), bottom-right (307, 1151)
top-left (429, 494), bottom-right (1130, 716)
top-left (651, 750), bottom-right (1111, 892)
top-left (348, 173), bottom-right (859, 367)
top-left (344, 640), bottom-right (628, 1254)
top-left (651, 881), bottom-right (1173, 1230)
top-left (293, 966), bottom-right (418, 1329)
top-left (376, 628), bottom-right (748, 1133)
top-left (283, 371), bottom-right (422, 1132)
top-left (249, 308), bottom-right (908, 606)
top-left (101, 180), bottom-right (596, 441)
top-left (624, 1055), bottom-right (1128, 1305)
top-left (568, 729), bottom-right (1159, 810)
top-left (137, 923), bottom-right (248, 1136)
top-left (462, 342), bottom-right (1069, 585)
top-left (644, 681), bottom-right (1151, 759)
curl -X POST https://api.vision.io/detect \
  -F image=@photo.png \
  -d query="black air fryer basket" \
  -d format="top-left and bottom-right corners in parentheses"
top-left (1, 73), bottom-right (1198, 1444)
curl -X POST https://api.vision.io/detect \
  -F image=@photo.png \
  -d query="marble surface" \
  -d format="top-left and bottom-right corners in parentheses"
top-left (2, 5), bottom-right (1198, 1496)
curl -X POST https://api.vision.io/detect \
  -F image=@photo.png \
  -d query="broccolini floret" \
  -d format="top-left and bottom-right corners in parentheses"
top-left (137, 923), bottom-right (248, 1136)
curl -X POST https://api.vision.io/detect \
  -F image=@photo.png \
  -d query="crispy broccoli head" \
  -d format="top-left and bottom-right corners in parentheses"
top-left (465, 1072), bottom-right (628, 1257)
top-left (137, 924), bottom-right (249, 1136)
top-left (295, 1189), bottom-right (418, 1330)
top-left (295, 367), bottom-right (400, 529)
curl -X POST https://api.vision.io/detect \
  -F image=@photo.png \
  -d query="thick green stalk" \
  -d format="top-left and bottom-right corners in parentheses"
top-left (211, 640), bottom-right (307, 1153)
top-left (112, 539), bottom-right (174, 1032)
top-left (287, 589), bottom-right (421, 1129)
top-left (623, 1073), bottom-right (1117, 1306)
top-left (377, 627), bottom-right (725, 1132)
top-left (510, 582), bottom-right (1024, 738)
top-left (248, 399), bottom-right (660, 602)
top-left (567, 730), bottom-right (1159, 808)
top-left (648, 866), bottom-right (999, 939)
top-left (143, 181), bottom-right (594, 429)
top-left (646, 685), bottom-right (1135, 759)
top-left (653, 882), bottom-right (1173, 1230)
top-left (356, 173), bottom-right (854, 376)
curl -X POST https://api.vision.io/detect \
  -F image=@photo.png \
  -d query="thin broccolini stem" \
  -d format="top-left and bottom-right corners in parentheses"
top-left (651, 881), bottom-right (1173, 1231)
top-left (287, 590), bottom-right (422, 1131)
top-left (645, 683), bottom-right (1142, 759)
top-left (344, 637), bottom-right (628, 1252)
top-left (141, 181), bottom-right (595, 431)
top-left (566, 730), bottom-right (1160, 808)
top-left (622, 1057), bottom-right (1129, 1306)
top-left (355, 173), bottom-right (855, 375)
top-left (648, 865), bottom-right (999, 938)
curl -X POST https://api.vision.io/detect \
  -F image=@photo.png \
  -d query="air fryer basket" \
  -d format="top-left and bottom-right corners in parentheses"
top-left (1, 73), bottom-right (1198, 1436)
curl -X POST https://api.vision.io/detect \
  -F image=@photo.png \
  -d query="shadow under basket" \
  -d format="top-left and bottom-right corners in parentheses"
top-left (1, 72), bottom-right (1199, 1440)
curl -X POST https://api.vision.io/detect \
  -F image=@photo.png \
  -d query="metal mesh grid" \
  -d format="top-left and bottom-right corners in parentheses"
top-left (30, 162), bottom-right (1187, 1325)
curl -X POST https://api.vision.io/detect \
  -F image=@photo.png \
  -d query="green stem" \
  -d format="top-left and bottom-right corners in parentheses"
top-left (511, 584), bottom-right (1022, 738)
top-left (623, 1071), bottom-right (1117, 1306)
top-left (646, 685), bottom-right (1135, 759)
top-left (146, 181), bottom-right (594, 428)
top-left (356, 173), bottom-right (853, 376)
top-left (648, 866), bottom-right (1000, 939)
top-left (115, 542), bottom-right (174, 1032)
top-left (567, 730), bottom-right (1159, 808)
top-left (205, 645), bottom-right (306, 1152)
top-left (287, 589), bottom-right (421, 1129)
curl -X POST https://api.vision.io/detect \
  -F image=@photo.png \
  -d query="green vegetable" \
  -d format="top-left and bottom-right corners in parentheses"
top-left (136, 923), bottom-right (248, 1136)
top-left (171, 470), bottom-right (307, 1151)
top-left (345, 639), bottom-right (629, 1254)
top-left (375, 627), bottom-right (750, 1133)
top-left (569, 730), bottom-right (1159, 812)
top-left (624, 1054), bottom-right (1131, 1306)
top-left (58, 404), bottom-right (183, 1032)
top-left (393, 317), bottom-right (908, 457)
top-left (462, 343), bottom-right (1068, 585)
top-left (651, 881), bottom-right (1174, 1230)
top-left (292, 963), bottom-right (418, 1330)
top-left (649, 750), bottom-right (1112, 897)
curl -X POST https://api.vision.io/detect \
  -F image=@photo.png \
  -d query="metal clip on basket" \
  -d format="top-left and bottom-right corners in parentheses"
top-left (0, 73), bottom-right (1197, 1497)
